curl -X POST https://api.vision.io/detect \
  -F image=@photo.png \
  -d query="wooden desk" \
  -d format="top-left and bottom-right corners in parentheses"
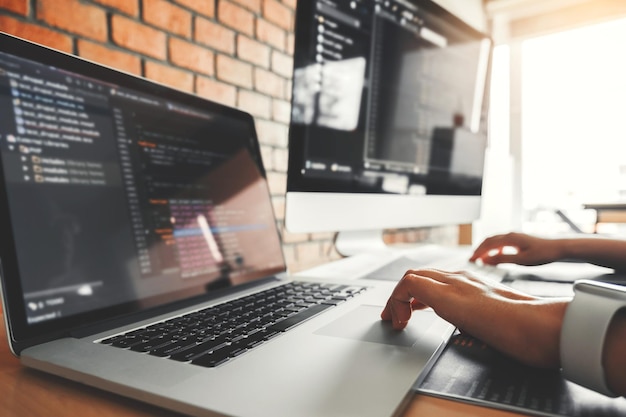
top-left (584, 202), bottom-right (626, 233)
top-left (0, 309), bottom-right (521, 417)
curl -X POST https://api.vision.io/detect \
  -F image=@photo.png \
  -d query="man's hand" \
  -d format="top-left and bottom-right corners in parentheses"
top-left (381, 268), bottom-right (569, 369)
top-left (469, 232), bottom-right (562, 266)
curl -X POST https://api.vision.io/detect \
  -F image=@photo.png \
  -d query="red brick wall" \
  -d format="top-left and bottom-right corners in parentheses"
top-left (0, 0), bottom-right (454, 272)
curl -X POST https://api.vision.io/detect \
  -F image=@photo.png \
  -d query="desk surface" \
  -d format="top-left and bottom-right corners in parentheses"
top-left (0, 308), bottom-right (521, 417)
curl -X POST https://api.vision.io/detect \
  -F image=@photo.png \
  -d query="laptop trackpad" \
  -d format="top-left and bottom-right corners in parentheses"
top-left (314, 305), bottom-right (450, 347)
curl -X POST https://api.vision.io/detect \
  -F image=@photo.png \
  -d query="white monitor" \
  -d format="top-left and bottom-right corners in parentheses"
top-left (286, 0), bottom-right (492, 256)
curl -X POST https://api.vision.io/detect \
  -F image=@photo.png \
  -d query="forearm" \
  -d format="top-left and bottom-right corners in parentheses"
top-left (555, 238), bottom-right (626, 271)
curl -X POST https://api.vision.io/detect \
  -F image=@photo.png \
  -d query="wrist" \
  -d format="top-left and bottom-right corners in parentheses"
top-left (553, 238), bottom-right (581, 261)
top-left (524, 299), bottom-right (568, 368)
top-left (498, 298), bottom-right (567, 369)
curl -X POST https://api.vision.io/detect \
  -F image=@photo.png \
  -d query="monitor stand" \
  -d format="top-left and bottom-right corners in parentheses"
top-left (334, 230), bottom-right (389, 257)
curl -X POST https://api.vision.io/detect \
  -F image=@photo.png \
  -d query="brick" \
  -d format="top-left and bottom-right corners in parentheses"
top-left (77, 40), bottom-right (141, 75)
top-left (254, 67), bottom-right (284, 98)
top-left (288, 240), bottom-right (336, 272)
top-left (216, 54), bottom-right (253, 88)
top-left (237, 35), bottom-right (270, 68)
top-left (260, 145), bottom-right (274, 171)
top-left (295, 242), bottom-right (323, 264)
top-left (144, 61), bottom-right (194, 93)
top-left (272, 99), bottom-right (290, 124)
top-left (0, 16), bottom-right (73, 52)
top-left (321, 240), bottom-right (342, 262)
top-left (286, 32), bottom-right (294, 56)
top-left (0, 0), bottom-right (28, 15)
top-left (426, 225), bottom-right (458, 245)
top-left (256, 19), bottom-right (285, 51)
top-left (195, 17), bottom-right (235, 54)
top-left (271, 195), bottom-right (285, 220)
top-left (263, 0), bottom-right (292, 31)
top-left (37, 0), bottom-right (107, 41)
top-left (92, 0), bottom-right (138, 16)
top-left (266, 171), bottom-right (287, 195)
top-left (282, 0), bottom-right (296, 10)
top-left (239, 93), bottom-right (265, 117)
top-left (238, 89), bottom-right (271, 119)
top-left (169, 38), bottom-right (214, 76)
top-left (312, 231), bottom-right (336, 241)
top-left (174, 0), bottom-right (214, 17)
top-left (219, 0), bottom-right (254, 37)
top-left (271, 50), bottom-right (293, 78)
top-left (282, 244), bottom-right (298, 271)
top-left (230, 0), bottom-right (261, 14)
top-left (383, 230), bottom-right (400, 245)
top-left (144, 0), bottom-right (191, 38)
top-left (272, 146), bottom-right (288, 172)
top-left (285, 78), bottom-right (292, 100)
top-left (196, 76), bottom-right (237, 107)
top-left (112, 15), bottom-right (166, 59)
top-left (282, 226), bottom-right (310, 244)
top-left (255, 119), bottom-right (288, 147)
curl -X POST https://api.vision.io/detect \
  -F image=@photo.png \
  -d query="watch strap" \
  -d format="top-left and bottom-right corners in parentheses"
top-left (560, 280), bottom-right (625, 397)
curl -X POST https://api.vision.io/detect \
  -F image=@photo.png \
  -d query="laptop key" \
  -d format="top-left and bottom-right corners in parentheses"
top-left (267, 303), bottom-right (333, 332)
top-left (320, 299), bottom-right (344, 306)
top-left (241, 329), bottom-right (271, 348)
top-left (169, 336), bottom-right (229, 362)
top-left (149, 337), bottom-right (197, 357)
top-left (112, 336), bottom-right (149, 349)
top-left (101, 335), bottom-right (126, 345)
top-left (191, 346), bottom-right (232, 368)
top-left (225, 340), bottom-right (248, 357)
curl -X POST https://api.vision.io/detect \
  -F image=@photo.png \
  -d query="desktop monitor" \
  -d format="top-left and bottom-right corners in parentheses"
top-left (286, 0), bottom-right (493, 255)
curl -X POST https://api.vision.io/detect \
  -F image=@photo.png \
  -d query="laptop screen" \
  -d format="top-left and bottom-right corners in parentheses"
top-left (0, 33), bottom-right (285, 339)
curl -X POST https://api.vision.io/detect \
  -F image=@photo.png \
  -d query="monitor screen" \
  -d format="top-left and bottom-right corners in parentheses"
top-left (286, 0), bottom-right (492, 254)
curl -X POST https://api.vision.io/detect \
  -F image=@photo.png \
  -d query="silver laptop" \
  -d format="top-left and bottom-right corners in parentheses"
top-left (0, 32), bottom-right (453, 417)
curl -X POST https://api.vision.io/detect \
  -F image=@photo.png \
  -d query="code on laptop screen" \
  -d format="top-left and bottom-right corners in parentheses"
top-left (0, 50), bottom-right (285, 325)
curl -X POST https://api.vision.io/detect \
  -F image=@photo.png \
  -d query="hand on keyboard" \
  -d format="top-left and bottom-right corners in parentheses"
top-left (470, 232), bottom-right (564, 266)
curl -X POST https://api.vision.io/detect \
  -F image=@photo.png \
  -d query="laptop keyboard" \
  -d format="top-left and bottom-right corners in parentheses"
top-left (99, 281), bottom-right (366, 368)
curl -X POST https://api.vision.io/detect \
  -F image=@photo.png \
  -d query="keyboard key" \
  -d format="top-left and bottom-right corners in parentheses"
top-left (268, 303), bottom-right (333, 332)
top-left (169, 336), bottom-right (229, 362)
top-left (191, 346), bottom-right (232, 368)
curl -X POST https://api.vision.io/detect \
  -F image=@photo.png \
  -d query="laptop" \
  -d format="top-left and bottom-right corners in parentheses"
top-left (0, 32), bottom-right (454, 417)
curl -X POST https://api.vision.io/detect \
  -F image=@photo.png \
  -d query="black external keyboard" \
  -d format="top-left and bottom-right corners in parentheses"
top-left (100, 281), bottom-right (366, 368)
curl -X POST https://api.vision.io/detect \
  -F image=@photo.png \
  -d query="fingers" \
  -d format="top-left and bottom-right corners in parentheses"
top-left (479, 253), bottom-right (522, 265)
top-left (381, 269), bottom-right (449, 329)
top-left (469, 234), bottom-right (507, 262)
top-left (381, 297), bottom-right (412, 329)
top-left (379, 292), bottom-right (429, 322)
top-left (470, 233), bottom-right (525, 264)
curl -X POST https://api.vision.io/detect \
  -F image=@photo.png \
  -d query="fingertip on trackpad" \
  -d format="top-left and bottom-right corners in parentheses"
top-left (314, 305), bottom-right (452, 347)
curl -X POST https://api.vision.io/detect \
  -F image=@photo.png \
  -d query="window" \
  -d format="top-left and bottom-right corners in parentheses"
top-left (521, 17), bottom-right (626, 234)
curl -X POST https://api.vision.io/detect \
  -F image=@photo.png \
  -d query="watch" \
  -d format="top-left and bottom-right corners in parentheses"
top-left (560, 279), bottom-right (626, 397)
